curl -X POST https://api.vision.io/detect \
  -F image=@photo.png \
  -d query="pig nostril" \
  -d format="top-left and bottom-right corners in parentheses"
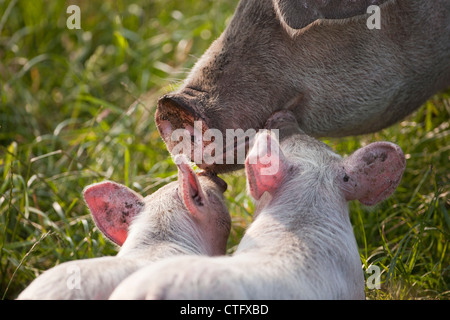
top-left (157, 94), bottom-right (216, 166)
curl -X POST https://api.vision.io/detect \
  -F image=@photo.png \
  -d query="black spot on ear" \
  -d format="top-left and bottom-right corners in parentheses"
top-left (343, 174), bottom-right (349, 182)
top-left (105, 209), bottom-right (114, 222)
top-left (125, 202), bottom-right (133, 209)
top-left (362, 152), bottom-right (388, 165)
top-left (120, 211), bottom-right (130, 224)
top-left (362, 153), bottom-right (376, 165)
top-left (137, 201), bottom-right (145, 207)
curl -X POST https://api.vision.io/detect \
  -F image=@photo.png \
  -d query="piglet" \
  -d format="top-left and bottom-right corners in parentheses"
top-left (109, 111), bottom-right (405, 299)
top-left (17, 155), bottom-right (230, 300)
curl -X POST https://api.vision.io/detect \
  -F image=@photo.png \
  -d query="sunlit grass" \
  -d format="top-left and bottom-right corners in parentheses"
top-left (1, 0), bottom-right (449, 300)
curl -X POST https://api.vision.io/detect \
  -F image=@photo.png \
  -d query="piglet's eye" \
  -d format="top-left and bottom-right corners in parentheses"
top-left (343, 174), bottom-right (349, 182)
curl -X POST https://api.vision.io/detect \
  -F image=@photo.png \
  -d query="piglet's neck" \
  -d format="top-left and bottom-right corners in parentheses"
top-left (238, 198), bottom-right (352, 263)
top-left (118, 229), bottom-right (209, 258)
top-left (241, 176), bottom-right (351, 251)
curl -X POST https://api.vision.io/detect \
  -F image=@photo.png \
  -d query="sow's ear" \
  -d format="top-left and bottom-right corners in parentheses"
top-left (272, 0), bottom-right (389, 31)
top-left (339, 142), bottom-right (406, 206)
top-left (245, 130), bottom-right (289, 200)
top-left (83, 181), bottom-right (145, 246)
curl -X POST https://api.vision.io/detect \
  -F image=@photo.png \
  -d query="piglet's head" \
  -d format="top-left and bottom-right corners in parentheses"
top-left (83, 181), bottom-right (145, 246)
top-left (83, 155), bottom-right (230, 255)
top-left (245, 125), bottom-right (405, 207)
top-left (173, 154), bottom-right (231, 256)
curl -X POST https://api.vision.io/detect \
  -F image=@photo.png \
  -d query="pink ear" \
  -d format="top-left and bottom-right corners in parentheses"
top-left (174, 155), bottom-right (206, 217)
top-left (245, 130), bottom-right (288, 200)
top-left (340, 142), bottom-right (406, 206)
top-left (83, 181), bottom-right (145, 246)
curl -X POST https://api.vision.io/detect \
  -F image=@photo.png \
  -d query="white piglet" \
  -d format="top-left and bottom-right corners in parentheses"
top-left (17, 155), bottom-right (230, 299)
top-left (110, 110), bottom-right (406, 300)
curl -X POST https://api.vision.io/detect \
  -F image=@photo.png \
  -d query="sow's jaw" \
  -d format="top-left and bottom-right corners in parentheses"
top-left (155, 92), bottom-right (252, 174)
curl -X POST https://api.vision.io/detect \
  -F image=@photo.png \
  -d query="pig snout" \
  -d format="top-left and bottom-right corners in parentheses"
top-left (156, 90), bottom-right (252, 173)
top-left (264, 110), bottom-right (305, 140)
top-left (198, 171), bottom-right (228, 193)
top-left (156, 92), bottom-right (212, 167)
top-left (156, 94), bottom-right (201, 145)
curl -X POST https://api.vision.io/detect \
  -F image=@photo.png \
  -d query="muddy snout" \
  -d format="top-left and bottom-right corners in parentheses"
top-left (155, 91), bottom-right (260, 174)
top-left (156, 94), bottom-right (198, 144)
top-left (156, 93), bottom-right (211, 162)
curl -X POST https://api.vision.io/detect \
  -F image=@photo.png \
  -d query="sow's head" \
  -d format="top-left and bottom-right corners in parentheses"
top-left (155, 0), bottom-right (391, 173)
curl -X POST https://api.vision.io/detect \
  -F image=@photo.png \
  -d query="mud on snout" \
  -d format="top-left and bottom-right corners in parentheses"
top-left (155, 93), bottom-right (249, 173)
top-left (156, 93), bottom-right (209, 164)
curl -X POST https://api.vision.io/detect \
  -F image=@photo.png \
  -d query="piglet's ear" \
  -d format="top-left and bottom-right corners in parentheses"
top-left (339, 142), bottom-right (406, 206)
top-left (83, 181), bottom-right (145, 246)
top-left (245, 130), bottom-right (288, 200)
top-left (174, 154), bottom-right (207, 218)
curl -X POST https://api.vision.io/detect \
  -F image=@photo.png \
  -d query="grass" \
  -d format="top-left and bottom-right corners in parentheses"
top-left (0, 0), bottom-right (449, 300)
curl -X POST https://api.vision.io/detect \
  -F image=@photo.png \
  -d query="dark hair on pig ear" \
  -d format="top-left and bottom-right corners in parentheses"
top-left (83, 181), bottom-right (145, 246)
